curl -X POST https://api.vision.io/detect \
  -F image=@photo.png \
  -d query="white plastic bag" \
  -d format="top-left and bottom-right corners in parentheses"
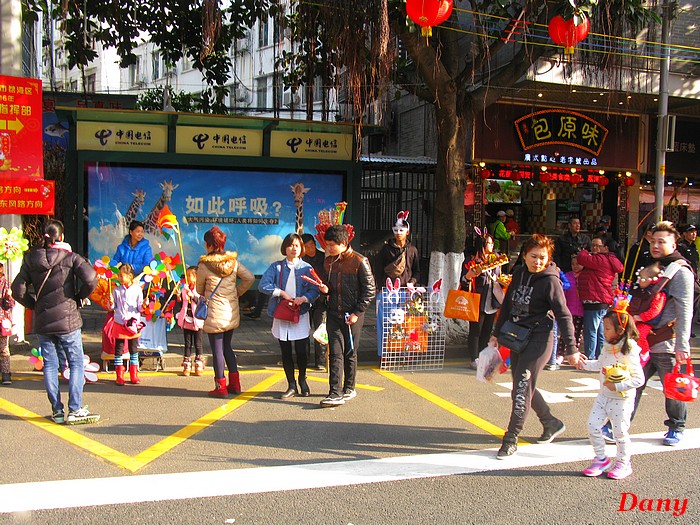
top-left (476, 344), bottom-right (504, 383)
top-left (313, 322), bottom-right (328, 345)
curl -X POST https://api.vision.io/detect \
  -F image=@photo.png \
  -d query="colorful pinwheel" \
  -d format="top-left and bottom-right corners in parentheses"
top-left (62, 355), bottom-right (100, 384)
top-left (0, 227), bottom-right (29, 262)
top-left (29, 347), bottom-right (43, 371)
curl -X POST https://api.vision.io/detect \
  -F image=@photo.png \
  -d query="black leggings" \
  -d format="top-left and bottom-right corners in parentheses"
top-left (183, 329), bottom-right (203, 358)
top-left (279, 338), bottom-right (309, 384)
top-left (208, 330), bottom-right (237, 379)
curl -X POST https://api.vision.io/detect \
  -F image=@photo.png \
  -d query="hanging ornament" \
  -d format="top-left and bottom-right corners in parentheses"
top-left (623, 175), bottom-right (635, 187)
top-left (479, 168), bottom-right (492, 180)
top-left (570, 173), bottom-right (584, 187)
top-left (406, 0), bottom-right (454, 38)
top-left (540, 172), bottom-right (551, 185)
top-left (598, 176), bottom-right (609, 188)
top-left (548, 8), bottom-right (590, 55)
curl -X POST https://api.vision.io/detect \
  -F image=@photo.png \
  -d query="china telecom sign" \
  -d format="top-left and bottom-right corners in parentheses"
top-left (0, 75), bottom-right (43, 177)
top-left (515, 109), bottom-right (608, 156)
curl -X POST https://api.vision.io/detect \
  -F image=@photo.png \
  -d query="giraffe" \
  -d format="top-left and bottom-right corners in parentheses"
top-left (290, 182), bottom-right (310, 235)
top-left (145, 180), bottom-right (179, 235)
top-left (118, 188), bottom-right (146, 236)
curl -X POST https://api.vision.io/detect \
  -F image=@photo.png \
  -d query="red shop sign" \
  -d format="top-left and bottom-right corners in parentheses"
top-left (0, 178), bottom-right (55, 215)
top-left (0, 75), bottom-right (43, 178)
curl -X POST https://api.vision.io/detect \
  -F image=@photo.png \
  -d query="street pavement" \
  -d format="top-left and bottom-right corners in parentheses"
top-left (0, 304), bottom-right (699, 523)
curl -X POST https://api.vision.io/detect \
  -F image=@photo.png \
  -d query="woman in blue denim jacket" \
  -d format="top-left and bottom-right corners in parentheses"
top-left (259, 233), bottom-right (320, 398)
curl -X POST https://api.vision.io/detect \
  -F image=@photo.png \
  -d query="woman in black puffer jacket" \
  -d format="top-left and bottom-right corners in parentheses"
top-left (12, 220), bottom-right (99, 425)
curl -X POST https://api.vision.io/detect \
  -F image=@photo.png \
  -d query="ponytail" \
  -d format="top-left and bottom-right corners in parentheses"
top-left (43, 220), bottom-right (64, 248)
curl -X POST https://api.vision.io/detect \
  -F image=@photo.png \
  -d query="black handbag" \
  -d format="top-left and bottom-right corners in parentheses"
top-left (497, 320), bottom-right (533, 354)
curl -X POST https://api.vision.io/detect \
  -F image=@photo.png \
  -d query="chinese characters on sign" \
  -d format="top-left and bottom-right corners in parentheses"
top-left (270, 130), bottom-right (353, 160)
top-left (523, 153), bottom-right (598, 166)
top-left (175, 126), bottom-right (263, 156)
top-left (0, 179), bottom-right (55, 215)
top-left (77, 121), bottom-right (167, 152)
top-left (0, 75), bottom-right (43, 177)
top-left (515, 110), bottom-right (609, 156)
top-left (184, 195), bottom-right (282, 220)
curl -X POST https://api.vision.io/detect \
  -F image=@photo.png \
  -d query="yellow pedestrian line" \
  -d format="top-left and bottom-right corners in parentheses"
top-left (305, 375), bottom-right (384, 391)
top-left (374, 368), bottom-right (507, 439)
top-left (0, 372), bottom-right (285, 473)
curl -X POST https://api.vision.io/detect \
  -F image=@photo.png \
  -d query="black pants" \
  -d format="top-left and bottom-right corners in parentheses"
top-left (183, 329), bottom-right (203, 358)
top-left (505, 333), bottom-right (558, 438)
top-left (327, 313), bottom-right (364, 396)
top-left (467, 312), bottom-right (496, 361)
top-left (279, 338), bottom-right (309, 384)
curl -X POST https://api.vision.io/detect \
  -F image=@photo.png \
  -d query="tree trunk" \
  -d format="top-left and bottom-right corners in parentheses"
top-left (427, 87), bottom-right (470, 343)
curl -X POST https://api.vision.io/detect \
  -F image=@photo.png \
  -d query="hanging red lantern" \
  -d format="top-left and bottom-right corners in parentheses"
top-left (598, 176), bottom-right (609, 188)
top-left (548, 11), bottom-right (590, 55)
top-left (570, 173), bottom-right (583, 186)
top-left (623, 176), bottom-right (635, 187)
top-left (406, 0), bottom-right (454, 38)
top-left (540, 172), bottom-right (551, 184)
top-left (480, 168), bottom-right (492, 180)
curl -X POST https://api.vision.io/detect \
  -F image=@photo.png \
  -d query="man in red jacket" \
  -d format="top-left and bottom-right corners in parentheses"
top-left (577, 236), bottom-right (624, 359)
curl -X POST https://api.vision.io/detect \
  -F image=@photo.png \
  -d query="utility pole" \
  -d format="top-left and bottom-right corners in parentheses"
top-left (653, 2), bottom-right (675, 222)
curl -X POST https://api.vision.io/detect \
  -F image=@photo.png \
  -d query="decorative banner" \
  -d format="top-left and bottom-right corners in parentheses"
top-left (0, 178), bottom-right (55, 214)
top-left (0, 75), bottom-right (43, 178)
top-left (175, 126), bottom-right (263, 156)
top-left (77, 121), bottom-right (167, 152)
top-left (515, 109), bottom-right (609, 156)
top-left (270, 130), bottom-right (353, 160)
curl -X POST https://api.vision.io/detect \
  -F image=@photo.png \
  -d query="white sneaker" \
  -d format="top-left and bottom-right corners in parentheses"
top-left (320, 395), bottom-right (345, 407)
top-left (66, 406), bottom-right (101, 425)
top-left (342, 389), bottom-right (357, 400)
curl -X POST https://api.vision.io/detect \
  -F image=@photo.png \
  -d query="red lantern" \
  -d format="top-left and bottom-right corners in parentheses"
top-left (540, 172), bottom-right (551, 184)
top-left (598, 176), bottom-right (609, 188)
top-left (548, 12), bottom-right (590, 54)
top-left (570, 173), bottom-right (583, 186)
top-left (623, 176), bottom-right (635, 187)
top-left (406, 0), bottom-right (454, 38)
top-left (480, 168), bottom-right (492, 180)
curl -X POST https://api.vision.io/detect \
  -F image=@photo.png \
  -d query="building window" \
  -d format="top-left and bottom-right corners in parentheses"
top-left (258, 18), bottom-right (269, 47)
top-left (69, 79), bottom-right (78, 93)
top-left (85, 74), bottom-right (96, 92)
top-left (129, 57), bottom-right (141, 85)
top-left (256, 77), bottom-right (268, 109)
top-left (152, 52), bottom-right (160, 80)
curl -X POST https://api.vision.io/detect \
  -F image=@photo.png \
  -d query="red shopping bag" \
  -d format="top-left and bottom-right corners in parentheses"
top-left (663, 358), bottom-right (699, 402)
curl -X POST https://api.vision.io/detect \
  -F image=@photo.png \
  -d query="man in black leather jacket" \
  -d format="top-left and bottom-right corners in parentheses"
top-left (317, 225), bottom-right (375, 407)
top-left (554, 216), bottom-right (591, 273)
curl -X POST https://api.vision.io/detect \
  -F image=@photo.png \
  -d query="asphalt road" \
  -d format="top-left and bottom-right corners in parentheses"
top-left (0, 361), bottom-right (698, 524)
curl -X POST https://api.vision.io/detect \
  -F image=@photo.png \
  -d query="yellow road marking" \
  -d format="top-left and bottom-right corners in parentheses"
top-left (374, 368), bottom-right (508, 439)
top-left (0, 372), bottom-right (285, 472)
top-left (305, 375), bottom-right (383, 391)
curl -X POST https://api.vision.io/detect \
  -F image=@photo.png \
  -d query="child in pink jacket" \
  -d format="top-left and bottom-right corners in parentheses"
top-left (177, 267), bottom-right (205, 376)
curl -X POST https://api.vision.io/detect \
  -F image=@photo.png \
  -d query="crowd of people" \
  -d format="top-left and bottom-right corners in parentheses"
top-left (1, 211), bottom-right (695, 477)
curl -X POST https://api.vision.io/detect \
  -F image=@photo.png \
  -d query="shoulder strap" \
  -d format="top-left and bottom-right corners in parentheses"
top-left (36, 267), bottom-right (54, 299)
top-left (207, 277), bottom-right (223, 301)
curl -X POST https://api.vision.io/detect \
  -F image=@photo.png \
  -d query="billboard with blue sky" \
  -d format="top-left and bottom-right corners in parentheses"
top-left (86, 163), bottom-right (344, 275)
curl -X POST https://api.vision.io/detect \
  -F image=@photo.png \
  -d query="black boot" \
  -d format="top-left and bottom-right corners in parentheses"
top-left (1, 373), bottom-right (11, 385)
top-left (280, 381), bottom-right (298, 399)
top-left (298, 377), bottom-right (310, 397)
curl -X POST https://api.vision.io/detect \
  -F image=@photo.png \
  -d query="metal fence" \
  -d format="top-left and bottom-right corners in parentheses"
top-left (359, 158), bottom-right (436, 283)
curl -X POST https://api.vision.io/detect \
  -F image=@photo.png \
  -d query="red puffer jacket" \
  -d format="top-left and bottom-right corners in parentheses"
top-left (576, 250), bottom-right (624, 305)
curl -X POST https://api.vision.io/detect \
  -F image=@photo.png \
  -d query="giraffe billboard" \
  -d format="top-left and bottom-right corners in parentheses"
top-left (86, 162), bottom-right (344, 275)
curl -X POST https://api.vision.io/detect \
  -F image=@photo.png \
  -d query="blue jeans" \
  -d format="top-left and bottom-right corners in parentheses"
top-left (631, 351), bottom-right (687, 431)
top-left (38, 329), bottom-right (85, 414)
top-left (583, 308), bottom-right (607, 359)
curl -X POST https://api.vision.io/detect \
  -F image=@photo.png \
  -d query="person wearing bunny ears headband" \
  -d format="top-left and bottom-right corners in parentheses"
top-left (377, 210), bottom-right (421, 286)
